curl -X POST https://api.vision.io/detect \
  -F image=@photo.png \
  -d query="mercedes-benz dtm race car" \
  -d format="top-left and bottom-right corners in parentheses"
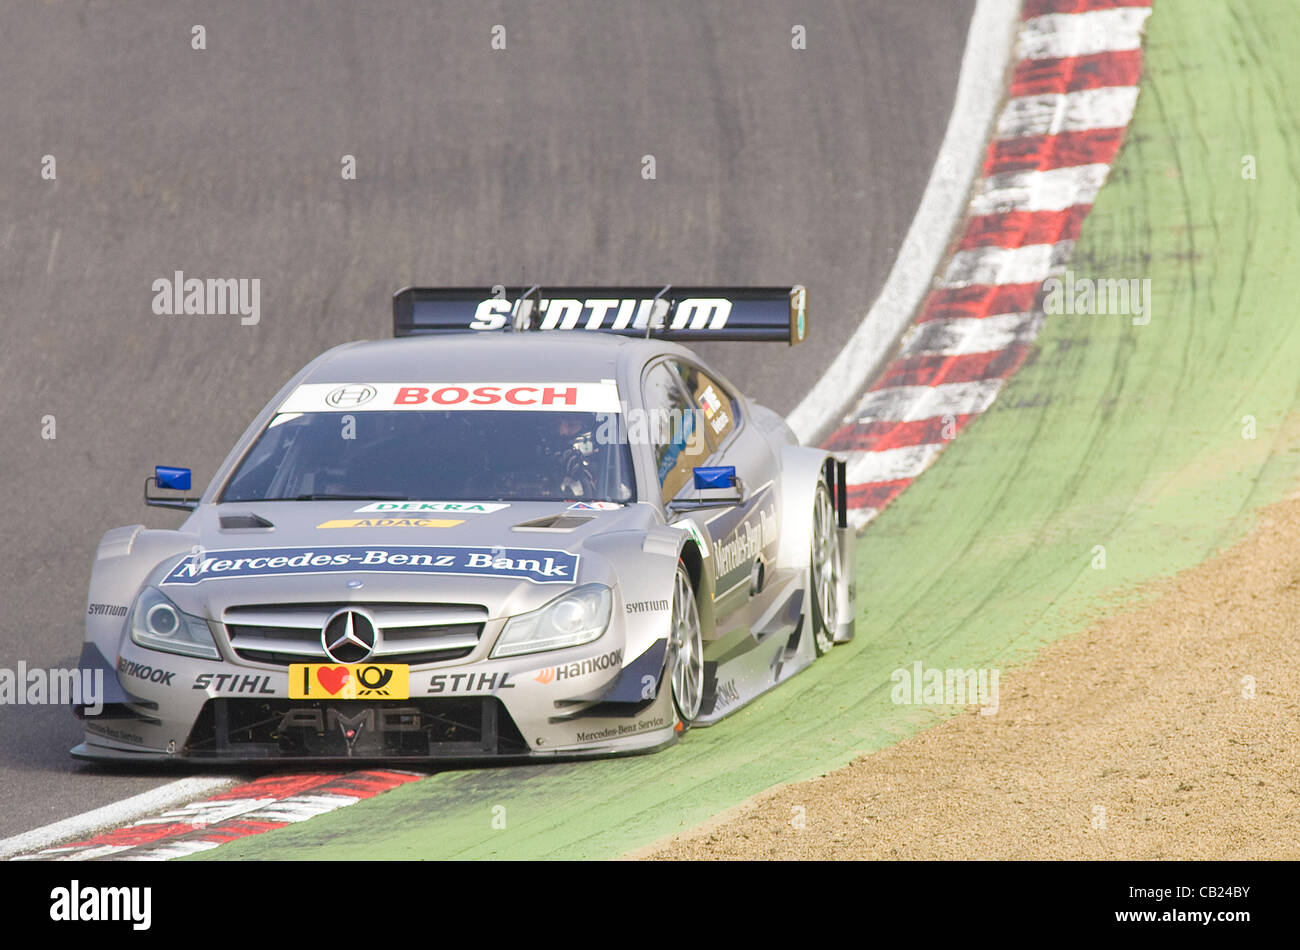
top-left (73, 285), bottom-right (854, 762)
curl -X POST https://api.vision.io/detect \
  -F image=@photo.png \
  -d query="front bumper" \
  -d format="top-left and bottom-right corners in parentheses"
top-left (74, 636), bottom-right (678, 763)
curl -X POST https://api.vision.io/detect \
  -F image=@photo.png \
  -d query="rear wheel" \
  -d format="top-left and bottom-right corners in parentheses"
top-left (669, 563), bottom-right (704, 723)
top-left (810, 480), bottom-right (841, 656)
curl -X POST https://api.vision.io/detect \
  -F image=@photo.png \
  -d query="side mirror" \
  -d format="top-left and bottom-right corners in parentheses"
top-left (669, 466), bottom-right (745, 512)
top-left (155, 466), bottom-right (191, 491)
top-left (145, 465), bottom-right (200, 510)
top-left (692, 465), bottom-right (736, 490)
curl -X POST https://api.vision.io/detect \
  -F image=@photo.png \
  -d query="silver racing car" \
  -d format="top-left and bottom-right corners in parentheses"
top-left (73, 285), bottom-right (854, 762)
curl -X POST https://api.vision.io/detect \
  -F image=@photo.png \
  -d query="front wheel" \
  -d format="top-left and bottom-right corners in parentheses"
top-left (810, 480), bottom-right (842, 656)
top-left (669, 563), bottom-right (704, 724)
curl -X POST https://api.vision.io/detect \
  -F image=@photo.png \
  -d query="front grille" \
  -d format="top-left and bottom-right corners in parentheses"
top-left (223, 602), bottom-right (487, 666)
top-left (184, 697), bottom-right (528, 759)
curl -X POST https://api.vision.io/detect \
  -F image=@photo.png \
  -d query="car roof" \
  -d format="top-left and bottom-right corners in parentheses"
top-left (301, 332), bottom-right (694, 386)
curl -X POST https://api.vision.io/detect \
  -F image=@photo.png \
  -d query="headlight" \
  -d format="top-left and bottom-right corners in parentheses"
top-left (130, 587), bottom-right (221, 660)
top-left (491, 584), bottom-right (613, 658)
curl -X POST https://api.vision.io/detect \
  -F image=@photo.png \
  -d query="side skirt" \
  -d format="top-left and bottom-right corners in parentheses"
top-left (693, 578), bottom-right (819, 726)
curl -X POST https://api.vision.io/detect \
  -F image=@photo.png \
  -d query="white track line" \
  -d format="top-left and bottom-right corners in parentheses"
top-left (786, 0), bottom-right (1020, 443)
top-left (1017, 8), bottom-right (1152, 60)
top-left (0, 776), bottom-right (235, 860)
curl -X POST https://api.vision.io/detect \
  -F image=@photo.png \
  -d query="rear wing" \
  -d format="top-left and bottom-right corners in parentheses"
top-left (392, 285), bottom-right (807, 345)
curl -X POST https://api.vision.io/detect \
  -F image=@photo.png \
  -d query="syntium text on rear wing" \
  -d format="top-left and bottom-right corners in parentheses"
top-left (392, 285), bottom-right (808, 344)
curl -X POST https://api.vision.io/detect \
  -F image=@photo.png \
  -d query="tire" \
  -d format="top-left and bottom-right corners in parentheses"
top-left (810, 480), bottom-right (842, 656)
top-left (668, 562), bottom-right (705, 724)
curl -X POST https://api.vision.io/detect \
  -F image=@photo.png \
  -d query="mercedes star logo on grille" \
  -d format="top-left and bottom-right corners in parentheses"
top-left (321, 608), bottom-right (379, 663)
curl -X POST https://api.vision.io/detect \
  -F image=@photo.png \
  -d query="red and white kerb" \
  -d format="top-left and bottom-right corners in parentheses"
top-left (824, 0), bottom-right (1153, 529)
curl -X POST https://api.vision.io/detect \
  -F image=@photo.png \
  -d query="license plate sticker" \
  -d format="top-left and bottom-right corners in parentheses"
top-left (289, 663), bottom-right (409, 699)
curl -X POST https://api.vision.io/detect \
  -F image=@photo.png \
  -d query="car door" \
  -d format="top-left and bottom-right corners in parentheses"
top-left (643, 357), bottom-right (779, 625)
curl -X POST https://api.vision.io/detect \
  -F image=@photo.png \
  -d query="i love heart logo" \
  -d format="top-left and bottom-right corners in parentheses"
top-left (316, 666), bottom-right (351, 695)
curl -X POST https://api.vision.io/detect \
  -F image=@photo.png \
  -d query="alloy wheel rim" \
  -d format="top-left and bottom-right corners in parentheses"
top-left (813, 488), bottom-right (841, 649)
top-left (670, 568), bottom-right (704, 720)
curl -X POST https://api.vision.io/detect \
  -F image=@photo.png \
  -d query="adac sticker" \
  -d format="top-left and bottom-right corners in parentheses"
top-left (161, 545), bottom-right (578, 585)
top-left (316, 518), bottom-right (464, 529)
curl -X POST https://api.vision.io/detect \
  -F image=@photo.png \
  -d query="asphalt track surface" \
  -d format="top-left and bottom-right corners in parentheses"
top-left (0, 1), bottom-right (973, 839)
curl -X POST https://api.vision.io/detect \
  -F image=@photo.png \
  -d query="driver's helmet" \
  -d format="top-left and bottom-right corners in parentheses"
top-left (543, 413), bottom-right (595, 455)
top-left (544, 413), bottom-right (598, 497)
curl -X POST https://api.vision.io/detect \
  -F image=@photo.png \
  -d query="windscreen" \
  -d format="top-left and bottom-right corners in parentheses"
top-left (220, 409), bottom-right (635, 504)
